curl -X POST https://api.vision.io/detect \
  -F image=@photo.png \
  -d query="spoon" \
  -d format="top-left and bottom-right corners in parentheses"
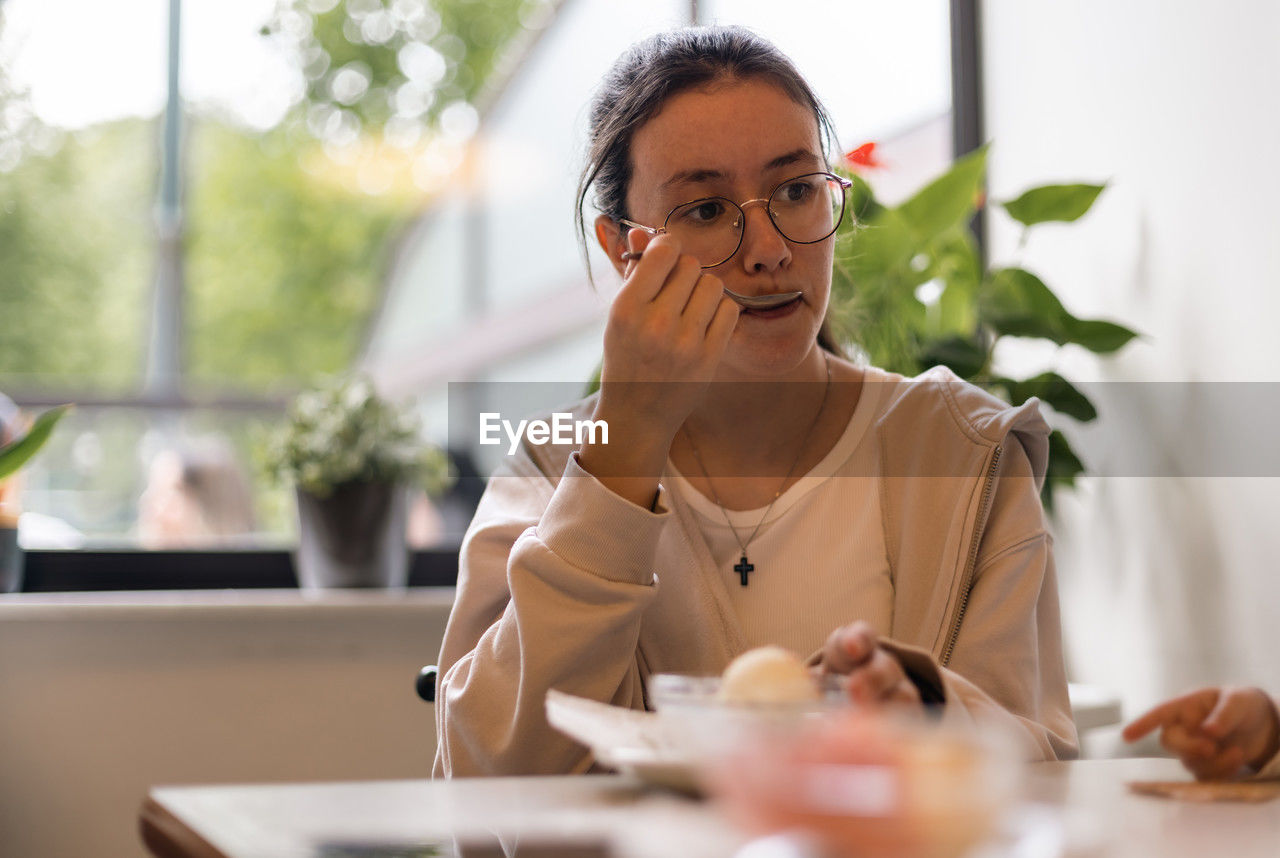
top-left (723, 289), bottom-right (803, 310)
top-left (620, 250), bottom-right (803, 310)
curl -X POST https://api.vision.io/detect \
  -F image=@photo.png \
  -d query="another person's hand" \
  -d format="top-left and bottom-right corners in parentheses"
top-left (819, 621), bottom-right (923, 711)
top-left (1122, 686), bottom-right (1280, 780)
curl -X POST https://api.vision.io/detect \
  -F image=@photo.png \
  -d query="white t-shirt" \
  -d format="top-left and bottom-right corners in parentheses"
top-left (667, 367), bottom-right (894, 656)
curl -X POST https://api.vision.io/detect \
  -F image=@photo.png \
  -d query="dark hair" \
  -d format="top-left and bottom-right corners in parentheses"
top-left (574, 26), bottom-right (846, 356)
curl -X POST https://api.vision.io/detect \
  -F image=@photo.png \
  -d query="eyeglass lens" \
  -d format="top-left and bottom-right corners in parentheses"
top-left (662, 173), bottom-right (847, 268)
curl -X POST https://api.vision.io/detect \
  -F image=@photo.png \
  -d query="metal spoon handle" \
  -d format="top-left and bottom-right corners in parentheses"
top-left (619, 251), bottom-right (801, 310)
top-left (725, 289), bottom-right (803, 310)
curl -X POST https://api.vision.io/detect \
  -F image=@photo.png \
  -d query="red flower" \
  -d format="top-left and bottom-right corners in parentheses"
top-left (843, 142), bottom-right (883, 170)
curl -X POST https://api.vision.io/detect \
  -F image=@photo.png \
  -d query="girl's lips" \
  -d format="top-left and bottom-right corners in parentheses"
top-left (741, 295), bottom-right (803, 319)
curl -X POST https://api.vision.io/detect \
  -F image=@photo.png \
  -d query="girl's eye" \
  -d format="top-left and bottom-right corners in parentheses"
top-left (677, 199), bottom-right (728, 225)
top-left (691, 201), bottom-right (725, 222)
top-left (778, 179), bottom-right (816, 204)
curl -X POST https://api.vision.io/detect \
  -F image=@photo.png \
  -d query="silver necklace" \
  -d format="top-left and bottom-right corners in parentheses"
top-left (682, 353), bottom-right (833, 586)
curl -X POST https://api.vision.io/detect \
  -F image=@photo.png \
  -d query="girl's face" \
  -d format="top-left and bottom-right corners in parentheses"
top-left (605, 76), bottom-right (835, 378)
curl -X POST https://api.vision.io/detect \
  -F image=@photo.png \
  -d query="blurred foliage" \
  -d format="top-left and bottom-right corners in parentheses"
top-left (0, 404), bottom-right (71, 481)
top-left (0, 120), bottom-right (154, 389)
top-left (830, 148), bottom-right (1139, 509)
top-left (0, 0), bottom-right (552, 395)
top-left (185, 120), bottom-right (412, 391)
top-left (265, 0), bottom-right (549, 144)
top-left (263, 375), bottom-right (451, 497)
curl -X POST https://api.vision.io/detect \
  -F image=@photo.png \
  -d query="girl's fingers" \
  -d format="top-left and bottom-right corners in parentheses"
top-left (846, 662), bottom-right (889, 704)
top-left (682, 272), bottom-right (726, 332)
top-left (621, 227), bottom-right (650, 277)
top-left (890, 680), bottom-right (923, 707)
top-left (860, 652), bottom-right (908, 700)
top-left (649, 251), bottom-right (704, 314)
top-left (822, 622), bottom-right (877, 675)
top-left (704, 296), bottom-right (741, 350)
top-left (620, 231), bottom-right (676, 304)
top-left (846, 650), bottom-right (919, 707)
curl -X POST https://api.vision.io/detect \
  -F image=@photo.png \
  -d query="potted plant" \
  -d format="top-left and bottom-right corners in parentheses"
top-left (0, 401), bottom-right (72, 592)
top-left (265, 377), bottom-right (449, 589)
top-left (831, 144), bottom-right (1140, 508)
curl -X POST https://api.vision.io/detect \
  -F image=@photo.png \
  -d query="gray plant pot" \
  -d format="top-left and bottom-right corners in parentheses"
top-left (0, 527), bottom-right (21, 593)
top-left (294, 481), bottom-right (408, 590)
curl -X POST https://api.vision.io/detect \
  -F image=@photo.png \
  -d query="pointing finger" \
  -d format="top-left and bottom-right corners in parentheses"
top-left (1123, 689), bottom-right (1217, 743)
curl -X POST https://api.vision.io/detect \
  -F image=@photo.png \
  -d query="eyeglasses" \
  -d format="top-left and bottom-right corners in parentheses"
top-left (619, 171), bottom-right (853, 269)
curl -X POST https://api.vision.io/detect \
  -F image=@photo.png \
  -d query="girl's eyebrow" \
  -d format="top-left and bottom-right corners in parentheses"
top-left (764, 148), bottom-right (822, 172)
top-left (660, 168), bottom-right (726, 190)
top-left (660, 149), bottom-right (823, 190)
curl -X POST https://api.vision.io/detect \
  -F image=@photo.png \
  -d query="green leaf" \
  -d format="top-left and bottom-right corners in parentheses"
top-left (839, 207), bottom-right (916, 278)
top-left (844, 171), bottom-right (882, 224)
top-left (898, 145), bottom-right (988, 242)
top-left (0, 404), bottom-right (73, 481)
top-left (982, 268), bottom-right (1140, 354)
top-left (1045, 429), bottom-right (1085, 482)
top-left (1066, 319), bottom-right (1140, 353)
top-left (585, 361), bottom-right (602, 396)
top-left (1000, 372), bottom-right (1098, 422)
top-left (1041, 429), bottom-right (1087, 513)
top-left (919, 335), bottom-right (987, 379)
top-left (982, 268), bottom-right (1074, 345)
top-left (1001, 183), bottom-right (1106, 227)
top-left (929, 230), bottom-right (982, 337)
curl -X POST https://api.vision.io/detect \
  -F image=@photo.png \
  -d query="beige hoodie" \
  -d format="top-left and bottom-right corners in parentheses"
top-left (434, 366), bottom-right (1078, 777)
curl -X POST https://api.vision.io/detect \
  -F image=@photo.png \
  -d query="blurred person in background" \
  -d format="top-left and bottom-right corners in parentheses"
top-left (138, 440), bottom-right (257, 548)
top-left (408, 450), bottom-right (486, 549)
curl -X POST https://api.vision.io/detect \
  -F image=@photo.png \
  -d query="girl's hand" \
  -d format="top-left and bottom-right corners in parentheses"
top-left (599, 229), bottom-right (739, 430)
top-left (1123, 686), bottom-right (1280, 780)
top-left (579, 230), bottom-right (739, 507)
top-left (819, 621), bottom-right (923, 710)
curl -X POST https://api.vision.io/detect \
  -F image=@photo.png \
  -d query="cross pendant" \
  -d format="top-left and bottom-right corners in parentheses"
top-left (734, 555), bottom-right (754, 587)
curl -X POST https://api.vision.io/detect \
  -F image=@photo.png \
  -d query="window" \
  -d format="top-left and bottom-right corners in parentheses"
top-left (1, 0), bottom-right (550, 558)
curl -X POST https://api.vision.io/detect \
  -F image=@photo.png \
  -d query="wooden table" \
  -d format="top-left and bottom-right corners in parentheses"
top-left (140, 759), bottom-right (1280, 858)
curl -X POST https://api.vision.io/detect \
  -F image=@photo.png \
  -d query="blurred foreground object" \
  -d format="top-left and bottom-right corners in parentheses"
top-left (264, 376), bottom-right (450, 588)
top-left (718, 646), bottom-right (821, 705)
top-left (711, 711), bottom-right (1019, 858)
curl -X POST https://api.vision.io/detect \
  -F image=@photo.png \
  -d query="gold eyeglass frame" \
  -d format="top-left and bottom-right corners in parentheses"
top-left (618, 171), bottom-right (854, 269)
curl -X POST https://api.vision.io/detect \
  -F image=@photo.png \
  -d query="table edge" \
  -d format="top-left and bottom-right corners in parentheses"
top-left (139, 795), bottom-right (229, 858)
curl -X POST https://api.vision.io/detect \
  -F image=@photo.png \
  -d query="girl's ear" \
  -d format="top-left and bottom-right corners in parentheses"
top-left (595, 215), bottom-right (628, 277)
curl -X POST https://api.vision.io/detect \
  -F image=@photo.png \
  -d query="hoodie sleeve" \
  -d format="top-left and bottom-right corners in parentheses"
top-left (883, 437), bottom-right (1079, 761)
top-left (432, 448), bottom-right (666, 777)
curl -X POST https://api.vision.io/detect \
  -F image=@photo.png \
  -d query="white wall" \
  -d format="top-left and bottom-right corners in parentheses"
top-left (0, 590), bottom-right (452, 858)
top-left (982, 0), bottom-right (1280, 720)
